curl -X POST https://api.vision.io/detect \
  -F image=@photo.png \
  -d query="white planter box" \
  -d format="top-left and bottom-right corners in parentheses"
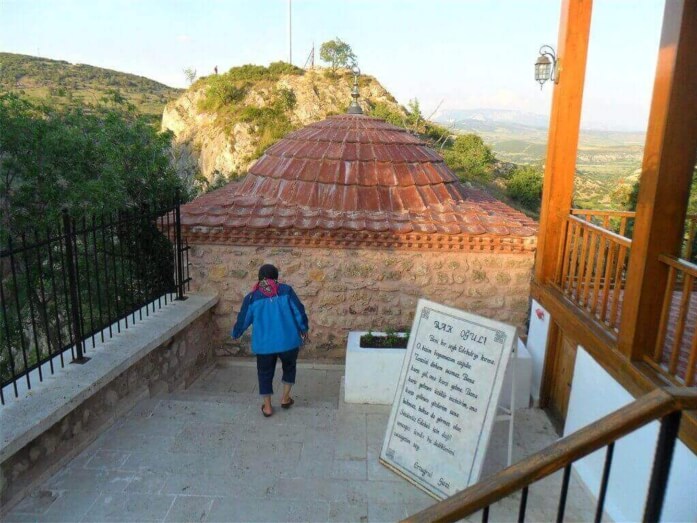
top-left (344, 331), bottom-right (408, 404)
top-left (344, 331), bottom-right (533, 409)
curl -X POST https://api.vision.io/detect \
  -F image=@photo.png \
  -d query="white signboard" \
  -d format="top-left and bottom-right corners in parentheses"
top-left (380, 298), bottom-right (516, 499)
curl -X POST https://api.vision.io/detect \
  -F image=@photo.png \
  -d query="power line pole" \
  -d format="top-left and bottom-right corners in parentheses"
top-left (288, 0), bottom-right (292, 64)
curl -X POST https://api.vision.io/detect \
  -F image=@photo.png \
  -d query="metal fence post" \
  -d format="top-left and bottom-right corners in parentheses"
top-left (174, 192), bottom-right (187, 301)
top-left (642, 410), bottom-right (681, 523)
top-left (63, 210), bottom-right (89, 364)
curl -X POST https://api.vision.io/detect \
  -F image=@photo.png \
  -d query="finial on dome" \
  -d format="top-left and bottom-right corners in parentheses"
top-left (347, 64), bottom-right (363, 115)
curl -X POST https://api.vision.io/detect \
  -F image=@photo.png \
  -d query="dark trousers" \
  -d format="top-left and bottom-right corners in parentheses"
top-left (256, 348), bottom-right (299, 396)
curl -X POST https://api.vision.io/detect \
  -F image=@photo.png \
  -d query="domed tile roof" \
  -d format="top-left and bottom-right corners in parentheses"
top-left (181, 114), bottom-right (537, 252)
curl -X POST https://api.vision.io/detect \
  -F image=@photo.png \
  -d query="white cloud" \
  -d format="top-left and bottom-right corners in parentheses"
top-left (176, 35), bottom-right (192, 44)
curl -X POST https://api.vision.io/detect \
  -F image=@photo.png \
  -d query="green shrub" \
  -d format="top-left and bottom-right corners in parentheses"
top-left (222, 62), bottom-right (303, 82)
top-left (238, 102), bottom-right (295, 159)
top-left (198, 62), bottom-right (303, 114)
top-left (225, 64), bottom-right (270, 81)
top-left (199, 76), bottom-right (247, 111)
top-left (276, 88), bottom-right (297, 111)
top-left (267, 61), bottom-right (304, 76)
top-left (369, 99), bottom-right (450, 147)
top-left (422, 122), bottom-right (451, 145)
top-left (0, 93), bottom-right (183, 233)
top-left (443, 134), bottom-right (495, 182)
top-left (506, 164), bottom-right (544, 210)
top-left (369, 102), bottom-right (404, 127)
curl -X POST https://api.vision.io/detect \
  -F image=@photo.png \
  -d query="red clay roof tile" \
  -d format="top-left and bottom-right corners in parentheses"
top-left (181, 114), bottom-right (537, 242)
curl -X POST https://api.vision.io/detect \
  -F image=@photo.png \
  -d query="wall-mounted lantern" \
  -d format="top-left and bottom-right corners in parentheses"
top-left (535, 45), bottom-right (559, 89)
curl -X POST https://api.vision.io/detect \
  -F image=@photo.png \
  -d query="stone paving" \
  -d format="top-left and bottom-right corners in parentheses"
top-left (6, 361), bottom-right (599, 522)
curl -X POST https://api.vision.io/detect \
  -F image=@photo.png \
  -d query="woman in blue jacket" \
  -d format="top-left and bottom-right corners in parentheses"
top-left (232, 264), bottom-right (309, 417)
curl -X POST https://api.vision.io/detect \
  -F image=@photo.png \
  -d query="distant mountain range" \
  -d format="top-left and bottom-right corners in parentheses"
top-left (436, 108), bottom-right (645, 134)
top-left (437, 108), bottom-right (550, 130)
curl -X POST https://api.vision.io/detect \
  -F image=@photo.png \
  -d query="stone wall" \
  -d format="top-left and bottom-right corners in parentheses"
top-left (188, 245), bottom-right (534, 359)
top-left (1, 311), bottom-right (215, 511)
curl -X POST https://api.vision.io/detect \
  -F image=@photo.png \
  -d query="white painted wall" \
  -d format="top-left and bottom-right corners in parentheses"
top-left (498, 339), bottom-right (533, 410)
top-left (565, 347), bottom-right (697, 523)
top-left (525, 299), bottom-right (551, 403)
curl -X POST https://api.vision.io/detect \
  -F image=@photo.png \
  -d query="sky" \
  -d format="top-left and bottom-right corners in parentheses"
top-left (1, 0), bottom-right (664, 132)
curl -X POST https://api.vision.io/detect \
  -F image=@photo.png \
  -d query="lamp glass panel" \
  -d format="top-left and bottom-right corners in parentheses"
top-left (535, 62), bottom-right (551, 81)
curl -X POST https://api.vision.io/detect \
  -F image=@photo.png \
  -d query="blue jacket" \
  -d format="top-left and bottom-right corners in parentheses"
top-left (231, 283), bottom-right (308, 355)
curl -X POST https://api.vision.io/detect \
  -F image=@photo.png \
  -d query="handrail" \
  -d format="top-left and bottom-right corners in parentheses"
top-left (653, 254), bottom-right (697, 386)
top-left (569, 211), bottom-right (697, 260)
top-left (403, 387), bottom-right (697, 523)
top-left (555, 215), bottom-right (632, 332)
top-left (659, 254), bottom-right (697, 278)
top-left (567, 215), bottom-right (632, 248)
top-left (571, 209), bottom-right (637, 218)
top-left (570, 209), bottom-right (697, 220)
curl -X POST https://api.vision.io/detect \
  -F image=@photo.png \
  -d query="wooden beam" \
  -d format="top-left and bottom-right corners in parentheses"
top-left (533, 282), bottom-right (659, 396)
top-left (618, 1), bottom-right (697, 359)
top-left (534, 0), bottom-right (593, 284)
top-left (538, 320), bottom-right (559, 409)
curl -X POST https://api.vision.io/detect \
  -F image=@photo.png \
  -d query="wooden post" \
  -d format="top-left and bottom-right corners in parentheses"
top-left (534, 0), bottom-right (593, 285)
top-left (618, 1), bottom-right (697, 360)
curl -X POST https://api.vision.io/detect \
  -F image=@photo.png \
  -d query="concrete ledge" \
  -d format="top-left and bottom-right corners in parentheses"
top-left (0, 294), bottom-right (217, 463)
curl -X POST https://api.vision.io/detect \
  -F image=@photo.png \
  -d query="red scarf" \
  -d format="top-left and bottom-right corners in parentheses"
top-left (253, 278), bottom-right (279, 297)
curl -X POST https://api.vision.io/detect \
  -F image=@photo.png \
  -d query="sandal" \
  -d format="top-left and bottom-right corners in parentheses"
top-left (281, 398), bottom-right (295, 409)
top-left (261, 405), bottom-right (273, 417)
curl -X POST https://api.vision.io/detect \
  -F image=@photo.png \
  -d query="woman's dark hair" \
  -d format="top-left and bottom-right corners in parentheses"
top-left (258, 264), bottom-right (279, 281)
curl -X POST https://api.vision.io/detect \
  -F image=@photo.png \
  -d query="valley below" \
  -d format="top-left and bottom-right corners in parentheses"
top-left (438, 110), bottom-right (646, 211)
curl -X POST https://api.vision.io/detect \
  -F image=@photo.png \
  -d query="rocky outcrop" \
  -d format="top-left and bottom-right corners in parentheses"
top-left (162, 68), bottom-right (405, 182)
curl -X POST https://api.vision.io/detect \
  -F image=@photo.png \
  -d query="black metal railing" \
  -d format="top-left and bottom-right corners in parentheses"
top-left (0, 200), bottom-right (190, 403)
top-left (404, 387), bottom-right (696, 523)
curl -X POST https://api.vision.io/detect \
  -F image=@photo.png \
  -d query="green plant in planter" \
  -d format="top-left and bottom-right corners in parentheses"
top-left (362, 330), bottom-right (377, 346)
top-left (385, 327), bottom-right (398, 347)
top-left (360, 328), bottom-right (408, 348)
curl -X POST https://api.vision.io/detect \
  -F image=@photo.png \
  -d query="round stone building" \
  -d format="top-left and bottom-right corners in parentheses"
top-left (181, 113), bottom-right (537, 358)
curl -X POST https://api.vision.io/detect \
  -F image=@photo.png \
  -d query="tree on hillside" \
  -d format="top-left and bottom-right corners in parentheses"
top-left (620, 165), bottom-right (697, 213)
top-left (406, 99), bottom-right (422, 132)
top-left (0, 93), bottom-right (183, 234)
top-left (443, 134), bottom-right (495, 182)
top-left (319, 38), bottom-right (357, 73)
top-left (620, 165), bottom-right (697, 259)
top-left (506, 164), bottom-right (544, 211)
top-left (183, 67), bottom-right (197, 86)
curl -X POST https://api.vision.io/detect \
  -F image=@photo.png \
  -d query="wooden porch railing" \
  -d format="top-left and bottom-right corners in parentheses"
top-left (570, 209), bottom-right (635, 238)
top-left (651, 255), bottom-right (697, 386)
top-left (403, 387), bottom-right (697, 523)
top-left (554, 215), bottom-right (631, 333)
top-left (553, 213), bottom-right (697, 384)
top-left (570, 209), bottom-right (697, 261)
